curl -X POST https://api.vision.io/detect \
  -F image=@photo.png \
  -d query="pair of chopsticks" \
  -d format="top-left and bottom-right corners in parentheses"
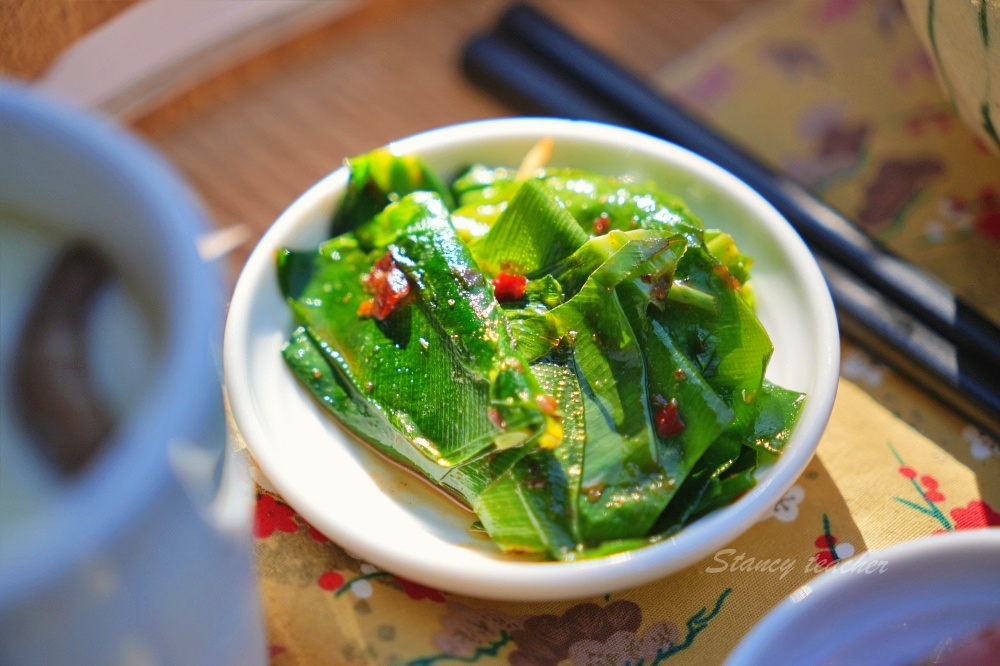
top-left (462, 3), bottom-right (1000, 439)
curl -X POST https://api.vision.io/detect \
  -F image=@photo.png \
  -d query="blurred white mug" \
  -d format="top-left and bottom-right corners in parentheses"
top-left (0, 83), bottom-right (266, 666)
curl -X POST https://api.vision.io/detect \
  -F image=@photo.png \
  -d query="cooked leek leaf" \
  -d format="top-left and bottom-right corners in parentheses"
top-left (452, 165), bottom-right (704, 240)
top-left (656, 245), bottom-right (772, 409)
top-left (515, 233), bottom-right (688, 543)
top-left (471, 179), bottom-right (588, 278)
top-left (281, 326), bottom-right (445, 480)
top-left (473, 354), bottom-right (586, 557)
top-left (387, 196), bottom-right (553, 445)
top-left (705, 229), bottom-right (753, 286)
top-left (278, 235), bottom-right (502, 467)
top-left (283, 325), bottom-right (543, 505)
top-left (503, 275), bottom-right (565, 362)
top-left (333, 147), bottom-right (454, 239)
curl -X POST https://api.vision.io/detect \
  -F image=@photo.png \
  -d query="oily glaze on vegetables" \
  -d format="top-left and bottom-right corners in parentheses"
top-left (277, 146), bottom-right (804, 560)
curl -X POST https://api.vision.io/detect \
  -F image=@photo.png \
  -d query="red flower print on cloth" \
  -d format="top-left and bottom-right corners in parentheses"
top-left (817, 0), bottom-right (863, 23)
top-left (903, 106), bottom-right (954, 138)
top-left (813, 535), bottom-right (837, 568)
top-left (949, 501), bottom-right (1000, 530)
top-left (306, 524), bottom-right (330, 543)
top-left (856, 156), bottom-right (944, 229)
top-left (973, 186), bottom-right (1000, 242)
top-left (397, 577), bottom-right (446, 603)
top-left (889, 444), bottom-right (955, 531)
top-left (678, 65), bottom-right (736, 110)
top-left (919, 475), bottom-right (945, 503)
top-left (253, 493), bottom-right (298, 538)
top-left (922, 189), bottom-right (1000, 247)
top-left (813, 552), bottom-right (836, 568)
top-left (318, 571), bottom-right (345, 591)
top-left (890, 443), bottom-right (997, 533)
top-left (316, 564), bottom-right (392, 599)
top-left (812, 515), bottom-right (855, 569)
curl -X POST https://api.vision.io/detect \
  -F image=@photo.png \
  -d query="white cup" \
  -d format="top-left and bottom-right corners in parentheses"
top-left (0, 82), bottom-right (266, 665)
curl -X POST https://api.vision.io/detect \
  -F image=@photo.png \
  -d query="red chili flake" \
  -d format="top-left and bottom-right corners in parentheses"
top-left (357, 299), bottom-right (374, 318)
top-left (713, 263), bottom-right (741, 290)
top-left (593, 212), bottom-right (610, 234)
top-left (365, 253), bottom-right (411, 320)
top-left (673, 368), bottom-right (687, 381)
top-left (492, 272), bottom-right (527, 301)
top-left (488, 408), bottom-right (507, 430)
top-left (653, 395), bottom-right (685, 438)
top-left (504, 356), bottom-right (525, 373)
top-left (535, 393), bottom-right (558, 415)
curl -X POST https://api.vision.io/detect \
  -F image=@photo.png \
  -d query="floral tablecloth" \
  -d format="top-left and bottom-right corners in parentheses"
top-left (244, 1), bottom-right (1000, 663)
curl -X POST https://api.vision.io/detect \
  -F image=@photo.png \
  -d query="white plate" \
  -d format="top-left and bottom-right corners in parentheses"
top-left (726, 529), bottom-right (1000, 665)
top-left (223, 118), bottom-right (840, 600)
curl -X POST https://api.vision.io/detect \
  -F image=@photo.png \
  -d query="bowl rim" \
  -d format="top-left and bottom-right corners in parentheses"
top-left (224, 117), bottom-right (840, 600)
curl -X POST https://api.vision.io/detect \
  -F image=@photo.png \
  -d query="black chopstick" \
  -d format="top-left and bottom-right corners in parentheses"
top-left (461, 7), bottom-right (1000, 439)
top-left (816, 253), bottom-right (1000, 437)
top-left (462, 31), bottom-right (621, 125)
top-left (485, 3), bottom-right (1000, 374)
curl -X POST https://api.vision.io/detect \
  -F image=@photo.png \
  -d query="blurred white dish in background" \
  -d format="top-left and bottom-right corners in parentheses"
top-left (224, 117), bottom-right (840, 601)
top-left (725, 529), bottom-right (1000, 666)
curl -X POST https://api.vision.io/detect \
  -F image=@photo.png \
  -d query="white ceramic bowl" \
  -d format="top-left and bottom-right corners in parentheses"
top-left (0, 82), bottom-right (264, 664)
top-left (224, 118), bottom-right (840, 601)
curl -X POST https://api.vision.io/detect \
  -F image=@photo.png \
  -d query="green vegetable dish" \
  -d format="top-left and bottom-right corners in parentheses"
top-left (277, 144), bottom-right (805, 560)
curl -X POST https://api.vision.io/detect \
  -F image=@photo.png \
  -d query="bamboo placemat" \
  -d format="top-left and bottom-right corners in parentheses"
top-left (125, 0), bottom-right (772, 277)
